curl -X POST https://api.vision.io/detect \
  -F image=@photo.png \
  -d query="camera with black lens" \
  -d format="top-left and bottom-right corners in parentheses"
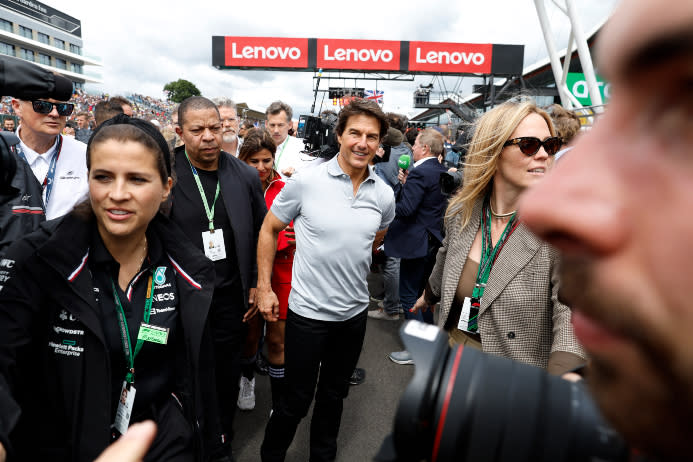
top-left (439, 170), bottom-right (463, 196)
top-left (375, 321), bottom-right (629, 462)
top-left (296, 111), bottom-right (339, 160)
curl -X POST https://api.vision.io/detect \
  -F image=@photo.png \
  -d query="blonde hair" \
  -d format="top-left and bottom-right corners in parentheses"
top-left (445, 100), bottom-right (555, 228)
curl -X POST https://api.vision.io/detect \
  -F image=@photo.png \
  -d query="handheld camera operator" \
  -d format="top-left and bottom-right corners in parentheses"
top-left (256, 98), bottom-right (395, 461)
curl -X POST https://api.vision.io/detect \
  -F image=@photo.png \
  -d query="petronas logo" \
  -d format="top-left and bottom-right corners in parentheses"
top-left (154, 267), bottom-right (167, 285)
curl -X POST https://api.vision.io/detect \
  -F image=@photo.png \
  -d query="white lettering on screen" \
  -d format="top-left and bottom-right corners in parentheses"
top-left (323, 45), bottom-right (393, 63)
top-left (415, 48), bottom-right (485, 66)
top-left (231, 43), bottom-right (301, 60)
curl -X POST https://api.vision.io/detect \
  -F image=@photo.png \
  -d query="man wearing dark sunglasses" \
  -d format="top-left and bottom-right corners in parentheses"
top-left (10, 97), bottom-right (88, 221)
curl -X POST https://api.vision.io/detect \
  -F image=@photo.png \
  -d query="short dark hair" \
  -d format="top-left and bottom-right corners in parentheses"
top-left (265, 101), bottom-right (292, 121)
top-left (178, 96), bottom-right (219, 128)
top-left (335, 99), bottom-right (389, 139)
top-left (109, 96), bottom-right (132, 110)
top-left (386, 112), bottom-right (407, 134)
top-left (238, 128), bottom-right (276, 162)
top-left (94, 100), bottom-right (124, 127)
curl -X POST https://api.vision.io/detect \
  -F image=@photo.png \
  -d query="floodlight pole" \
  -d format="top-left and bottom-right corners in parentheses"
top-left (533, 0), bottom-right (603, 112)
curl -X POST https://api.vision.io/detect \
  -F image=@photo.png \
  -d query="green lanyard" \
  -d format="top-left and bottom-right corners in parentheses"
top-left (274, 137), bottom-right (289, 172)
top-left (112, 274), bottom-right (154, 384)
top-left (468, 200), bottom-right (518, 331)
top-left (185, 151), bottom-right (220, 231)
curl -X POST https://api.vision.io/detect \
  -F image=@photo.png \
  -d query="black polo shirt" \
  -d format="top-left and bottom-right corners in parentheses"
top-left (170, 163), bottom-right (240, 293)
top-left (88, 227), bottom-right (181, 422)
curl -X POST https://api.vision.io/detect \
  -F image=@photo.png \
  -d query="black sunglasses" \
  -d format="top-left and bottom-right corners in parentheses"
top-left (31, 100), bottom-right (75, 116)
top-left (503, 136), bottom-right (562, 156)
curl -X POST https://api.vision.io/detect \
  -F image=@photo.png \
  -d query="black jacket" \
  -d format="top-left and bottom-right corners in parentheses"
top-left (0, 212), bottom-right (222, 461)
top-left (0, 150), bottom-right (45, 255)
top-left (170, 146), bottom-right (267, 305)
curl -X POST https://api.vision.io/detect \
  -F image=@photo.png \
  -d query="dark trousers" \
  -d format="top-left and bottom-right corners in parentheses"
top-left (400, 235), bottom-right (440, 324)
top-left (210, 287), bottom-right (248, 445)
top-left (261, 309), bottom-right (367, 462)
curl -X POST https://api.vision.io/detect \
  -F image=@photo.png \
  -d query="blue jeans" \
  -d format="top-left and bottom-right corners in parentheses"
top-left (399, 237), bottom-right (440, 324)
top-left (382, 256), bottom-right (401, 315)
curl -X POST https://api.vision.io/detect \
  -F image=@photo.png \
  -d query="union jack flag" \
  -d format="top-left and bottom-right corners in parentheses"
top-left (365, 89), bottom-right (384, 104)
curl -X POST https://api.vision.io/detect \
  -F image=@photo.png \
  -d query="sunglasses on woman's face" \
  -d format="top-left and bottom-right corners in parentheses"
top-left (503, 136), bottom-right (562, 156)
top-left (31, 100), bottom-right (75, 117)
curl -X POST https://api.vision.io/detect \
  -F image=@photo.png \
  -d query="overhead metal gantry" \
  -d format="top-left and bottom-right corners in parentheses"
top-left (534, 0), bottom-right (604, 112)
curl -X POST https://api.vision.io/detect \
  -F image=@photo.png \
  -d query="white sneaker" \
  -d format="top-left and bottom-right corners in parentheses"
top-left (368, 309), bottom-right (399, 321)
top-left (237, 376), bottom-right (256, 410)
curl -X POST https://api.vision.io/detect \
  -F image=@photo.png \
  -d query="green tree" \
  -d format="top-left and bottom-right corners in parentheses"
top-left (163, 79), bottom-right (201, 103)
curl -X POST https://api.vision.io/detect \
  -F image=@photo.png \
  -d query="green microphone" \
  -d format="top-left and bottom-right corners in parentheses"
top-left (397, 154), bottom-right (411, 170)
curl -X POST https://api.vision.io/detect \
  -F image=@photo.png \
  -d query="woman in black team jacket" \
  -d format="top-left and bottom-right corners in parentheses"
top-left (0, 116), bottom-right (227, 461)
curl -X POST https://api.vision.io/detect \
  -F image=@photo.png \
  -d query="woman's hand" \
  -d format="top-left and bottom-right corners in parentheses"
top-left (243, 288), bottom-right (258, 322)
top-left (409, 294), bottom-right (433, 314)
top-left (284, 224), bottom-right (296, 246)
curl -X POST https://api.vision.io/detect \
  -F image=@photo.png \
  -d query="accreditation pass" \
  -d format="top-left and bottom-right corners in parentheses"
top-left (457, 296), bottom-right (472, 332)
top-left (202, 229), bottom-right (226, 261)
top-left (114, 381), bottom-right (136, 435)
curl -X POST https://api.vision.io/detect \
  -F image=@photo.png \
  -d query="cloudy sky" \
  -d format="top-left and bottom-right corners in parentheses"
top-left (49, 0), bottom-right (619, 119)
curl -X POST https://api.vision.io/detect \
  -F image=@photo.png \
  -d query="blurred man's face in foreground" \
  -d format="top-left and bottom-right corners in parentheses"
top-left (520, 0), bottom-right (693, 458)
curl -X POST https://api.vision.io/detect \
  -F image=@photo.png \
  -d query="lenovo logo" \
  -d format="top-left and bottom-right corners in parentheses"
top-left (317, 39), bottom-right (400, 71)
top-left (231, 43), bottom-right (302, 60)
top-left (323, 45), bottom-right (394, 63)
top-left (415, 48), bottom-right (485, 66)
top-left (409, 41), bottom-right (493, 73)
top-left (224, 37), bottom-right (308, 68)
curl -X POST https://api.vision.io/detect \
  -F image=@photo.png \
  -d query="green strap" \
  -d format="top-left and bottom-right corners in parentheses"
top-left (274, 137), bottom-right (289, 172)
top-left (112, 274), bottom-right (154, 384)
top-left (185, 151), bottom-right (220, 231)
top-left (468, 200), bottom-right (517, 330)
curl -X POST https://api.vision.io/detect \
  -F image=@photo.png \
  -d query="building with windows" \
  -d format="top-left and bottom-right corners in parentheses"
top-left (0, 0), bottom-right (101, 89)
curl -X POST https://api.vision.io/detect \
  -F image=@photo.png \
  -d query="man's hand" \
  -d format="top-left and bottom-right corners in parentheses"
top-left (257, 287), bottom-right (280, 322)
top-left (94, 421), bottom-right (157, 462)
top-left (1, 441), bottom-right (5, 462)
top-left (284, 224), bottom-right (296, 246)
top-left (398, 168), bottom-right (409, 185)
top-left (281, 166), bottom-right (296, 178)
top-left (243, 288), bottom-right (258, 322)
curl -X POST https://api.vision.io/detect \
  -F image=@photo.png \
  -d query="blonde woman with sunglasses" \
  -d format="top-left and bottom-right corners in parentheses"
top-left (411, 100), bottom-right (585, 374)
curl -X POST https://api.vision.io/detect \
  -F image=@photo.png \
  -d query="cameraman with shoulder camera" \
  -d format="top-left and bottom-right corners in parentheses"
top-left (0, 57), bottom-right (88, 254)
top-left (520, 0), bottom-right (693, 458)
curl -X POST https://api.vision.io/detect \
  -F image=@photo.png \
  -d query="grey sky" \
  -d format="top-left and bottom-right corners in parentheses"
top-left (50, 0), bottom-right (620, 119)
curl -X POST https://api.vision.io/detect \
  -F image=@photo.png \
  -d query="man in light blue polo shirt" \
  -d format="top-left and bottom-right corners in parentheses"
top-left (256, 98), bottom-right (395, 462)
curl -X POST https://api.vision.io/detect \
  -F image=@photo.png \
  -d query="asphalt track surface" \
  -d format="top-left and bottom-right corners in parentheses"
top-left (233, 274), bottom-right (417, 461)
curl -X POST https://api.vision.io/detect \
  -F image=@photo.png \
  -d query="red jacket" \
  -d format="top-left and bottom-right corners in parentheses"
top-left (265, 177), bottom-right (293, 253)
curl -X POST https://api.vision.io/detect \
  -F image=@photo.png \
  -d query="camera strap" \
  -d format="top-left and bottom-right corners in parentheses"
top-left (467, 199), bottom-right (518, 332)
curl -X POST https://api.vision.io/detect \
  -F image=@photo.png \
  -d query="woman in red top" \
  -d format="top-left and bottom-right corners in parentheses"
top-left (237, 128), bottom-right (294, 413)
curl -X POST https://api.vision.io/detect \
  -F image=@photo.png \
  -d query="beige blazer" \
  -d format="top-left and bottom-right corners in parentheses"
top-left (428, 199), bottom-right (585, 369)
